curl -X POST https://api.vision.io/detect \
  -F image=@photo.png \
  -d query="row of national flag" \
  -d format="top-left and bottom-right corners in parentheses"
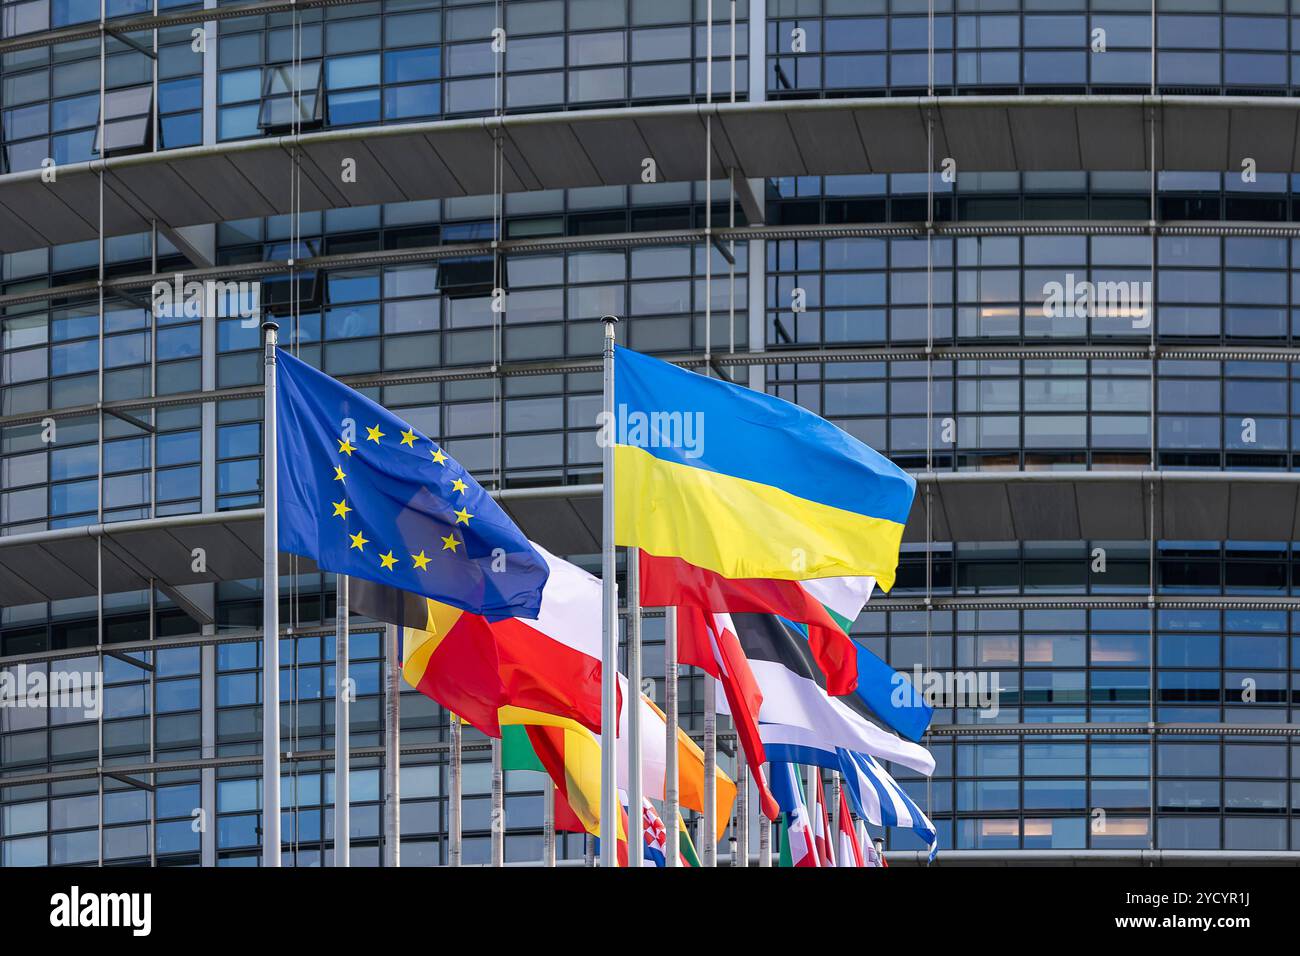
top-left (274, 340), bottom-right (939, 864)
top-left (771, 761), bottom-right (891, 868)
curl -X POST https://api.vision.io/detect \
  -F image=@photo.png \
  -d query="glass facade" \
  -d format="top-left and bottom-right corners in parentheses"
top-left (2, 0), bottom-right (1300, 865)
top-left (768, 0), bottom-right (1300, 96)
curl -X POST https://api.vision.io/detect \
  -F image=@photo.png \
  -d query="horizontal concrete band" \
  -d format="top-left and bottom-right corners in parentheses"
top-left (0, 95), bottom-right (1295, 253)
top-left (1, 471), bottom-right (1297, 605)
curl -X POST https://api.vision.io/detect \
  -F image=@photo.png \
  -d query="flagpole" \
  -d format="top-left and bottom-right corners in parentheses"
top-left (599, 315), bottom-right (619, 867)
top-left (805, 763), bottom-right (818, 863)
top-left (735, 755), bottom-right (749, 867)
top-left (260, 320), bottom-right (281, 868)
top-left (830, 770), bottom-right (841, 849)
top-left (448, 712), bottom-right (462, 866)
top-left (542, 776), bottom-right (556, 867)
top-left (703, 669), bottom-right (716, 866)
top-left (334, 574), bottom-right (349, 866)
top-left (490, 736), bottom-right (504, 867)
top-left (758, 791), bottom-right (771, 867)
top-left (383, 623), bottom-right (401, 867)
top-left (663, 605), bottom-right (679, 867)
top-left (626, 546), bottom-right (643, 867)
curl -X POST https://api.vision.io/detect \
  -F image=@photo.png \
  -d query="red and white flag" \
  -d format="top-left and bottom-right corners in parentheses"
top-left (677, 606), bottom-right (780, 820)
top-left (838, 787), bottom-right (865, 867)
top-left (641, 799), bottom-right (669, 866)
top-left (812, 774), bottom-right (835, 867)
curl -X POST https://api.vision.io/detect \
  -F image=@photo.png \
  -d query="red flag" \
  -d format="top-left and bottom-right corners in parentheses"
top-left (641, 552), bottom-right (859, 695)
top-left (677, 605), bottom-right (781, 821)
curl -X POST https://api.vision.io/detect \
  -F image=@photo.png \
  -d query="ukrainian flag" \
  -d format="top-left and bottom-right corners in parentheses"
top-left (610, 346), bottom-right (916, 591)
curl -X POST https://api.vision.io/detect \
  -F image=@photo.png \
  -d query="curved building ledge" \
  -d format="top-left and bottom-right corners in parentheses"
top-left (2, 95), bottom-right (1299, 252)
top-left (2, 471), bottom-right (1298, 605)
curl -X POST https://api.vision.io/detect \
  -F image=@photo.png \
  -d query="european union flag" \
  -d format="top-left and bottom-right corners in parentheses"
top-left (275, 349), bottom-right (548, 620)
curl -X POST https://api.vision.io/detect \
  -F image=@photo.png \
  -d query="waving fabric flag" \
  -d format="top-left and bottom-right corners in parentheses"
top-left (839, 789), bottom-right (866, 866)
top-left (649, 554), bottom-right (933, 738)
top-left (722, 614), bottom-right (935, 775)
top-left (501, 725), bottom-right (628, 859)
top-left (642, 552), bottom-right (864, 695)
top-left (677, 606), bottom-right (780, 821)
top-left (501, 724), bottom-right (546, 773)
top-left (840, 749), bottom-right (938, 861)
top-left (524, 720), bottom-right (630, 865)
top-left (524, 720), bottom-right (603, 836)
top-left (641, 799), bottom-right (669, 867)
top-left (838, 788), bottom-right (865, 867)
top-left (758, 717), bottom-right (938, 861)
top-left (812, 773), bottom-right (835, 867)
top-left (621, 691), bottom-right (736, 840)
top-left (775, 616), bottom-right (933, 742)
top-left (492, 679), bottom-right (735, 838)
top-left (276, 349), bottom-right (548, 619)
top-left (611, 345), bottom-right (916, 590)
top-left (676, 813), bottom-right (701, 867)
top-left (357, 543), bottom-right (606, 737)
top-left (500, 674), bottom-right (740, 840)
top-left (770, 761), bottom-right (818, 868)
top-left (500, 725), bottom-right (591, 836)
top-left (851, 636), bottom-right (933, 743)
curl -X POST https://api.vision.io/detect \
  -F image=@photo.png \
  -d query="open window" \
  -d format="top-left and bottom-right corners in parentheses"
top-left (260, 272), bottom-right (322, 317)
top-left (261, 241), bottom-right (323, 317)
top-left (94, 85), bottom-right (153, 156)
top-left (258, 62), bottom-right (324, 132)
top-left (437, 257), bottom-right (503, 300)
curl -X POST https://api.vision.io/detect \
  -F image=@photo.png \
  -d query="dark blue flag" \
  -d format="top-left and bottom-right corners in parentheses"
top-left (275, 349), bottom-right (548, 620)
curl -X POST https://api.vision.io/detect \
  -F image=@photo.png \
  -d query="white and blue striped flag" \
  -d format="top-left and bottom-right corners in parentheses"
top-left (839, 748), bottom-right (938, 861)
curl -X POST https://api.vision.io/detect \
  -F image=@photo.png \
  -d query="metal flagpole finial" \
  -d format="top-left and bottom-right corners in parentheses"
top-left (261, 313), bottom-right (281, 866)
top-left (598, 310), bottom-right (619, 867)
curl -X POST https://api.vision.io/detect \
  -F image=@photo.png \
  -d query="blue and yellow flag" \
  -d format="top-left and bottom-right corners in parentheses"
top-left (275, 350), bottom-right (548, 620)
top-left (609, 346), bottom-right (915, 590)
